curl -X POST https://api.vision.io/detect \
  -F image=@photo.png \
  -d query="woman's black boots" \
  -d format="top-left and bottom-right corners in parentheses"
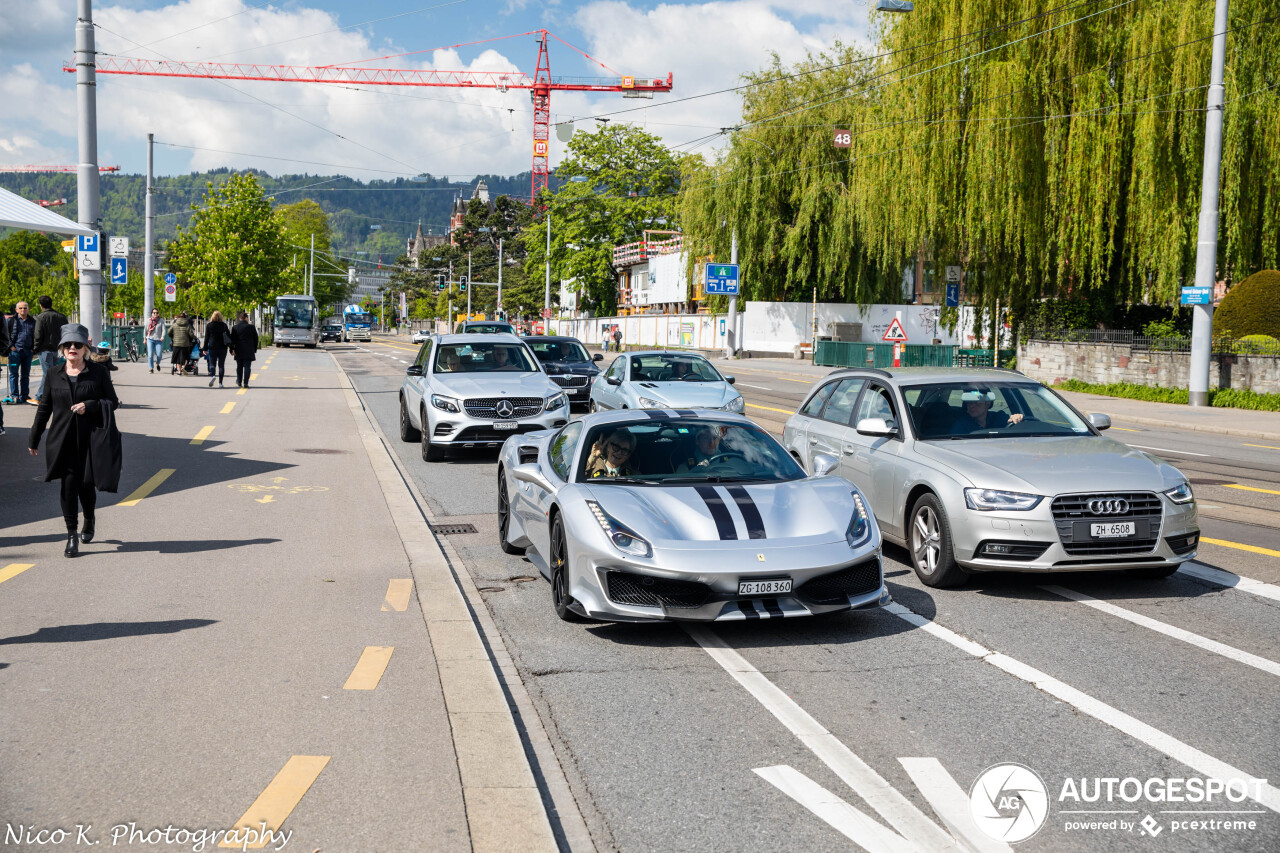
top-left (64, 532), bottom-right (79, 558)
top-left (80, 515), bottom-right (95, 544)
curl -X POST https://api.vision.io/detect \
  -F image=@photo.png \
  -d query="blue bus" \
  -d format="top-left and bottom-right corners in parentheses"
top-left (343, 304), bottom-right (374, 342)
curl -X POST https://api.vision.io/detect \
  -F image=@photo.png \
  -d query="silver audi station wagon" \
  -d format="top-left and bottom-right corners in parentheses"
top-left (782, 368), bottom-right (1199, 587)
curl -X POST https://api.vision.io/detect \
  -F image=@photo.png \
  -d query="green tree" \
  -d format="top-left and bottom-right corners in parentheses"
top-left (276, 199), bottom-right (350, 310)
top-left (523, 125), bottom-right (683, 315)
top-left (167, 173), bottom-right (289, 315)
top-left (0, 231), bottom-right (76, 313)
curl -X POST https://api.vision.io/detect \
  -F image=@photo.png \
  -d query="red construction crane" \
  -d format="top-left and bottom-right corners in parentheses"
top-left (71, 30), bottom-right (672, 203)
top-left (37, 198), bottom-right (69, 207)
top-left (0, 166), bottom-right (120, 173)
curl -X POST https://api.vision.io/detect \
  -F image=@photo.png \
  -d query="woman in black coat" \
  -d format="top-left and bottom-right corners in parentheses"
top-left (203, 309), bottom-right (231, 388)
top-left (28, 324), bottom-right (120, 558)
top-left (229, 310), bottom-right (259, 389)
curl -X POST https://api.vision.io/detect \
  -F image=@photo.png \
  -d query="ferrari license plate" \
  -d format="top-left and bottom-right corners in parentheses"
top-left (494, 421), bottom-right (518, 431)
top-left (1091, 522), bottom-right (1135, 538)
top-left (739, 579), bottom-right (792, 595)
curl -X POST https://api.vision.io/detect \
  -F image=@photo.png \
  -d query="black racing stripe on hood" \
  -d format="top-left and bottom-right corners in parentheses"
top-left (694, 485), bottom-right (738, 540)
top-left (726, 486), bottom-right (766, 540)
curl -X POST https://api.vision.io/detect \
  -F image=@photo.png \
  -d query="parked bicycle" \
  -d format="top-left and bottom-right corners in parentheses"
top-left (122, 336), bottom-right (140, 363)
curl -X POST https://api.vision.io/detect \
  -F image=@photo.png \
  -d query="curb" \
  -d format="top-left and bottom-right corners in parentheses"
top-left (336, 367), bottom-right (565, 853)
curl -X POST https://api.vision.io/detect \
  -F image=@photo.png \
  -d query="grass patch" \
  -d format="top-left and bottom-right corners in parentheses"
top-left (1053, 379), bottom-right (1280, 411)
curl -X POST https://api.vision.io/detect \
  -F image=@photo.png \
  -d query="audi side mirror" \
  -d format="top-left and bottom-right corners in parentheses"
top-left (856, 417), bottom-right (897, 437)
top-left (1089, 413), bottom-right (1112, 431)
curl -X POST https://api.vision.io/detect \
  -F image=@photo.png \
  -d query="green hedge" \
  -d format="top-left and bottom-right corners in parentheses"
top-left (1214, 270), bottom-right (1280, 339)
top-left (1053, 379), bottom-right (1280, 411)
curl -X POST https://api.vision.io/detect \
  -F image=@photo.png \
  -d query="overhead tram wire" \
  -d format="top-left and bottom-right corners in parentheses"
top-left (116, 0), bottom-right (276, 55)
top-left (93, 23), bottom-right (433, 180)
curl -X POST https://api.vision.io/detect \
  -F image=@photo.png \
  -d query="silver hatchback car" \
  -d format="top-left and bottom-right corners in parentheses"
top-left (782, 368), bottom-right (1199, 587)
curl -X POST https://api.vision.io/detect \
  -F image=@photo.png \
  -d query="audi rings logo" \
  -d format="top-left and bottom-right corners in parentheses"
top-left (970, 763), bottom-right (1050, 843)
top-left (1088, 497), bottom-right (1130, 515)
top-left (495, 400), bottom-right (515, 418)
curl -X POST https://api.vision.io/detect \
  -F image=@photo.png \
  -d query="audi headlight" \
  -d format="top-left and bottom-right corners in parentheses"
top-left (722, 395), bottom-right (745, 413)
top-left (637, 396), bottom-right (664, 409)
top-left (586, 501), bottom-right (653, 558)
top-left (545, 392), bottom-right (567, 411)
top-left (1164, 482), bottom-right (1194, 505)
top-left (431, 393), bottom-right (460, 413)
top-left (847, 492), bottom-right (873, 548)
top-left (964, 488), bottom-right (1043, 511)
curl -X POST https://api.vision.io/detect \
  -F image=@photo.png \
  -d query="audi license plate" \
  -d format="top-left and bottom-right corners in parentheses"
top-left (739, 579), bottom-right (792, 595)
top-left (494, 421), bottom-right (518, 431)
top-left (1091, 522), bottom-right (1135, 538)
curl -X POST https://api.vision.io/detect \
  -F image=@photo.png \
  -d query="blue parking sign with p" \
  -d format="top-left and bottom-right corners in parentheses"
top-left (77, 233), bottom-right (99, 253)
top-left (110, 256), bottom-right (128, 284)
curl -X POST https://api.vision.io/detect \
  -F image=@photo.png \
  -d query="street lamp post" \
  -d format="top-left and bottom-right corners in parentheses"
top-left (544, 213), bottom-right (551, 316)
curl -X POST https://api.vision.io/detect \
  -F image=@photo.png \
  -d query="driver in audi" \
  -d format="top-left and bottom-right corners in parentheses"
top-left (951, 388), bottom-right (1024, 434)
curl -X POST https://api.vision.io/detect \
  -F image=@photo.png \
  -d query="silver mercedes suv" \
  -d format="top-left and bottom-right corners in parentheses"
top-left (399, 334), bottom-right (569, 461)
top-left (782, 368), bottom-right (1199, 587)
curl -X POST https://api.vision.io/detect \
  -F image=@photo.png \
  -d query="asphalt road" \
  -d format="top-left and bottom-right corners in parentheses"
top-left (345, 337), bottom-right (1280, 853)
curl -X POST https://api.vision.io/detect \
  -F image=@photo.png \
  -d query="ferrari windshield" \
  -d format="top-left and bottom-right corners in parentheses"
top-left (628, 354), bottom-right (722, 382)
top-left (903, 381), bottom-right (1092, 440)
top-left (577, 419), bottom-right (805, 484)
top-left (434, 342), bottom-right (538, 373)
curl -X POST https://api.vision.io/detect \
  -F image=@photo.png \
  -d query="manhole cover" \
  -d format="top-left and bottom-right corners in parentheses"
top-left (291, 448), bottom-right (350, 454)
top-left (432, 523), bottom-right (478, 535)
top-left (509, 575), bottom-right (538, 583)
top-left (478, 586), bottom-right (506, 593)
top-left (1189, 478), bottom-right (1231, 486)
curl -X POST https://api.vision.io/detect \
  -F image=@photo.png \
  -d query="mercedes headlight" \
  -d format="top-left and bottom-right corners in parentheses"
top-left (431, 393), bottom-right (460, 413)
top-left (722, 395), bottom-right (745, 413)
top-left (586, 501), bottom-right (653, 558)
top-left (964, 488), bottom-right (1043, 511)
top-left (637, 396), bottom-right (664, 409)
top-left (847, 492), bottom-right (873, 548)
top-left (1164, 482), bottom-right (1194, 504)
top-left (545, 392), bottom-right (567, 411)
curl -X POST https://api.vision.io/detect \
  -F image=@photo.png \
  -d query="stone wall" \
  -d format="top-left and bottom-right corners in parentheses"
top-left (1018, 340), bottom-right (1280, 394)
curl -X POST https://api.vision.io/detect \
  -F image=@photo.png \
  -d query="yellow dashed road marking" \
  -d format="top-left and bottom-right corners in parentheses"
top-left (1225, 484), bottom-right (1280, 496)
top-left (382, 579), bottom-right (413, 612)
top-left (747, 403), bottom-right (795, 415)
top-left (220, 402), bottom-right (236, 414)
top-left (343, 646), bottom-right (394, 690)
top-left (1202, 537), bottom-right (1280, 558)
top-left (250, 373), bottom-right (258, 381)
top-left (118, 469), bottom-right (175, 506)
top-left (191, 426), bottom-right (215, 445)
top-left (237, 388), bottom-right (246, 395)
top-left (220, 755), bottom-right (330, 849)
top-left (1244, 443), bottom-right (1280, 451)
top-left (0, 564), bottom-right (35, 585)
top-left (1111, 427), bottom-right (1140, 432)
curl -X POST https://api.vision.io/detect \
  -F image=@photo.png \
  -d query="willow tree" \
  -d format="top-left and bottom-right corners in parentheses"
top-left (680, 0), bottom-right (1280, 325)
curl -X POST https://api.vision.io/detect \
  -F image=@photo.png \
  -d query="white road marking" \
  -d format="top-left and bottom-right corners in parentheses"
top-left (754, 766), bottom-right (919, 853)
top-left (736, 382), bottom-right (772, 390)
top-left (1127, 444), bottom-right (1211, 457)
top-left (1044, 585), bottom-right (1280, 677)
top-left (884, 602), bottom-right (1280, 814)
top-left (898, 759), bottom-right (1014, 853)
top-left (1179, 563), bottom-right (1280, 604)
top-left (687, 626), bottom-right (965, 853)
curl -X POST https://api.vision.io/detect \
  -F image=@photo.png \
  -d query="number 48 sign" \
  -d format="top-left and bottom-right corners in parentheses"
top-left (834, 129), bottom-right (851, 148)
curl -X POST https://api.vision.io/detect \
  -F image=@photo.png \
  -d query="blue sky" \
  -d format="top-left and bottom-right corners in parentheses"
top-left (1, 0), bottom-right (874, 180)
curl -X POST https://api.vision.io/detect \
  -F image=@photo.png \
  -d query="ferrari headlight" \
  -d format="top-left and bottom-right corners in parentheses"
top-left (431, 393), bottom-right (460, 413)
top-left (637, 396), bottom-right (664, 409)
top-left (722, 395), bottom-right (745, 413)
top-left (586, 500), bottom-right (653, 558)
top-left (544, 392), bottom-right (567, 411)
top-left (847, 492), bottom-right (872, 548)
top-left (1164, 482), bottom-right (1194, 505)
top-left (964, 488), bottom-right (1043, 511)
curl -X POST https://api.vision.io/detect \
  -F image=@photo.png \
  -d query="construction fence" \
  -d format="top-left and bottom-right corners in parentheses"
top-left (814, 341), bottom-right (1016, 369)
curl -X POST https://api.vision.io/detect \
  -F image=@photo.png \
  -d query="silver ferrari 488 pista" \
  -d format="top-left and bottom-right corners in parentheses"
top-left (496, 409), bottom-right (889, 622)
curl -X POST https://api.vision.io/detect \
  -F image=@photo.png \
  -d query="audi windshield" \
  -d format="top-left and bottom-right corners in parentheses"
top-left (903, 382), bottom-right (1092, 440)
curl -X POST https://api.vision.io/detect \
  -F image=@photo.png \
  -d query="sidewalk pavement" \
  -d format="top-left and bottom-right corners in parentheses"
top-left (0, 352), bottom-right (557, 851)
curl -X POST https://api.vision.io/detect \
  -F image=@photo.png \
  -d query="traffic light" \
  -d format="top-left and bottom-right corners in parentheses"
top-left (436, 273), bottom-right (446, 292)
top-left (458, 275), bottom-right (468, 294)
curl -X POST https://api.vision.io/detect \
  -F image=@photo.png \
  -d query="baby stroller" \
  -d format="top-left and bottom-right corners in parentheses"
top-left (172, 339), bottom-right (201, 375)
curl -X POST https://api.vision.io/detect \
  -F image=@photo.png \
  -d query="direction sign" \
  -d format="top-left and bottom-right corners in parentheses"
top-left (882, 317), bottom-right (909, 342)
top-left (704, 263), bottom-right (740, 296)
top-left (109, 236), bottom-right (129, 256)
top-left (1180, 286), bottom-right (1212, 306)
top-left (110, 256), bottom-right (128, 285)
top-left (164, 273), bottom-right (177, 286)
top-left (76, 232), bottom-right (101, 271)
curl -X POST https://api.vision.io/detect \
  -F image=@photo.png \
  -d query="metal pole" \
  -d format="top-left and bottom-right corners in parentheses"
top-left (144, 132), bottom-right (154, 325)
top-left (448, 259), bottom-right (453, 330)
top-left (1189, 0), bottom-right (1230, 407)
top-left (75, 0), bottom-right (104, 344)
top-left (308, 233), bottom-right (315, 297)
top-left (544, 213), bottom-right (551, 312)
top-left (725, 230), bottom-right (739, 357)
top-left (497, 237), bottom-right (503, 317)
top-left (992, 300), bottom-right (999, 365)
top-left (467, 250), bottom-right (472, 319)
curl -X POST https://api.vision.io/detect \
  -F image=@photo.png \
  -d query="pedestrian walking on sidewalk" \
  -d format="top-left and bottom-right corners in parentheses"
top-left (145, 308), bottom-right (166, 372)
top-left (6, 302), bottom-right (35, 404)
top-left (33, 295), bottom-right (68, 402)
top-left (167, 311), bottom-right (195, 375)
top-left (0, 310), bottom-right (7, 434)
top-left (203, 310), bottom-right (231, 388)
top-left (229, 311), bottom-right (258, 389)
top-left (612, 327), bottom-right (622, 352)
top-left (28, 324), bottom-right (121, 558)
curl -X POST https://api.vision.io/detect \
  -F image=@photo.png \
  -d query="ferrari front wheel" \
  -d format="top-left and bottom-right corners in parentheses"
top-left (549, 516), bottom-right (582, 621)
